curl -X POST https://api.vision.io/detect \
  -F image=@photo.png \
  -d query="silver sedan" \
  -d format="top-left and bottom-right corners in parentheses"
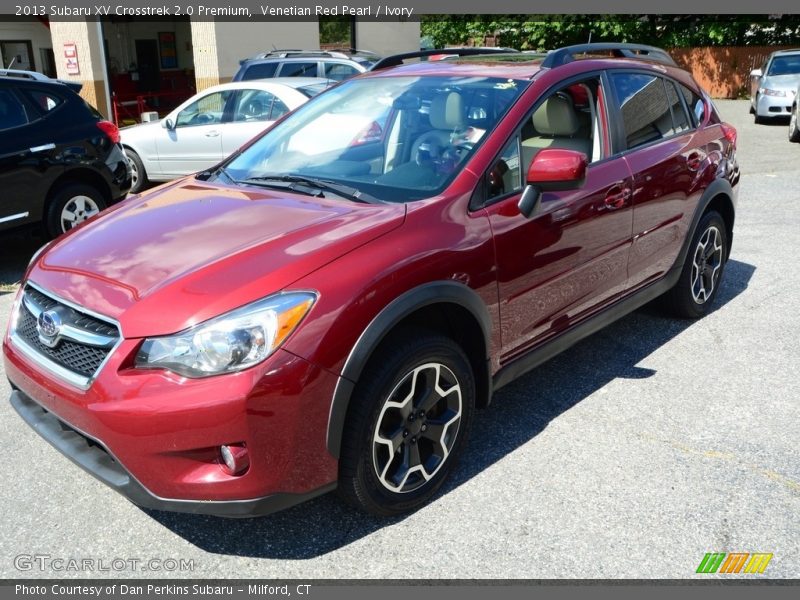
top-left (749, 49), bottom-right (800, 124)
top-left (121, 78), bottom-right (333, 192)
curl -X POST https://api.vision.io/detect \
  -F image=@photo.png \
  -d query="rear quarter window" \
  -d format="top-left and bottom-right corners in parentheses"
top-left (23, 89), bottom-right (64, 115)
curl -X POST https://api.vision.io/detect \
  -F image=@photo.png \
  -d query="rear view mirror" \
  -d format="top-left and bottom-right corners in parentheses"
top-left (163, 118), bottom-right (175, 130)
top-left (518, 148), bottom-right (588, 219)
top-left (750, 69), bottom-right (763, 78)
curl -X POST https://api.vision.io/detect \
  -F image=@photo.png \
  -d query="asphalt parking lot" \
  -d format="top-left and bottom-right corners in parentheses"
top-left (0, 99), bottom-right (798, 579)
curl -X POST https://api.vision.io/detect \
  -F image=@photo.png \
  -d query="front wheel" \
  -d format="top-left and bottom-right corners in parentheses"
top-left (338, 332), bottom-right (475, 516)
top-left (789, 104), bottom-right (800, 143)
top-left (662, 211), bottom-right (728, 319)
top-left (125, 149), bottom-right (149, 193)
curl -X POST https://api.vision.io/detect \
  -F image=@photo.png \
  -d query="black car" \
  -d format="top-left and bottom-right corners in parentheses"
top-left (0, 76), bottom-right (131, 238)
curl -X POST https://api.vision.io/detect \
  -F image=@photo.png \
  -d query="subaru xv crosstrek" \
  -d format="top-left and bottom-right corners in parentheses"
top-left (4, 44), bottom-right (739, 517)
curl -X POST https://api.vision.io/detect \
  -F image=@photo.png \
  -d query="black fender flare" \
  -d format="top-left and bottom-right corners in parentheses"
top-left (326, 280), bottom-right (492, 458)
top-left (674, 178), bottom-right (735, 271)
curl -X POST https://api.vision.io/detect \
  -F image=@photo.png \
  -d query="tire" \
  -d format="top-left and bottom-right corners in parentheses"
top-left (125, 148), bottom-right (149, 193)
top-left (753, 97), bottom-right (764, 124)
top-left (45, 183), bottom-right (106, 238)
top-left (789, 104), bottom-right (800, 143)
top-left (663, 211), bottom-right (728, 319)
top-left (338, 331), bottom-right (475, 516)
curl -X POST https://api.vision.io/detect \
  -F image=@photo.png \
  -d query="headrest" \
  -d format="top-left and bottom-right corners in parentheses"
top-left (532, 94), bottom-right (580, 136)
top-left (430, 92), bottom-right (465, 130)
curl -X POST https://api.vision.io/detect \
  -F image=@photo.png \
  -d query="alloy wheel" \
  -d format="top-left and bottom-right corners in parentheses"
top-left (60, 195), bottom-right (101, 232)
top-left (129, 157), bottom-right (139, 188)
top-left (372, 362), bottom-right (462, 493)
top-left (690, 226), bottom-right (723, 304)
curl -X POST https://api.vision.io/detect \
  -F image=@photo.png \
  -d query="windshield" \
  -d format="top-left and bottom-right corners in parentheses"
top-left (768, 55), bottom-right (800, 76)
top-left (222, 75), bottom-right (526, 202)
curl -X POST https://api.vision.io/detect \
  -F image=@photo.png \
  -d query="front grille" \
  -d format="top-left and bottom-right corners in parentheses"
top-left (14, 285), bottom-right (120, 380)
top-left (24, 287), bottom-right (118, 338)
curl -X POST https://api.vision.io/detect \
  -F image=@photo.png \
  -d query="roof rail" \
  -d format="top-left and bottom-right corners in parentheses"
top-left (324, 48), bottom-right (381, 56)
top-left (0, 68), bottom-right (83, 92)
top-left (370, 47), bottom-right (519, 71)
top-left (541, 43), bottom-right (677, 68)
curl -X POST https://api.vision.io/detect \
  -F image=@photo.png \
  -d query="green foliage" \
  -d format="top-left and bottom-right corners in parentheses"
top-left (319, 16), bottom-right (352, 45)
top-left (420, 15), bottom-right (800, 49)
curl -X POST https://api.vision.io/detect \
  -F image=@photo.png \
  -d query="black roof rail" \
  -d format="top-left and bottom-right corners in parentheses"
top-left (370, 47), bottom-right (519, 71)
top-left (541, 43), bottom-right (677, 68)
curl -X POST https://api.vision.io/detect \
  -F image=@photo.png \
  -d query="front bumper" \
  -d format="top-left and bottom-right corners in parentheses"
top-left (756, 93), bottom-right (794, 118)
top-left (4, 321), bottom-right (341, 516)
top-left (10, 389), bottom-right (334, 517)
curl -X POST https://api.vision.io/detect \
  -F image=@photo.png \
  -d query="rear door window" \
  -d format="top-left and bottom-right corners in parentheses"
top-left (610, 73), bottom-right (674, 150)
top-left (278, 62), bottom-right (318, 77)
top-left (0, 89), bottom-right (30, 130)
top-left (242, 62), bottom-right (278, 81)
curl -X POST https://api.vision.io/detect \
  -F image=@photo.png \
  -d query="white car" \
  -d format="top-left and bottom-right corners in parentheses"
top-left (121, 78), bottom-right (333, 192)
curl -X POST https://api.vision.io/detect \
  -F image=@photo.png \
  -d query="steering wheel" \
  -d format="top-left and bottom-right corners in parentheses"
top-left (189, 113), bottom-right (215, 125)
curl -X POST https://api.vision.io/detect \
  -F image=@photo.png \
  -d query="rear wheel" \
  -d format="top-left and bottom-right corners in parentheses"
top-left (338, 332), bottom-right (475, 516)
top-left (45, 183), bottom-right (105, 238)
top-left (789, 104), bottom-right (800, 143)
top-left (663, 211), bottom-right (727, 319)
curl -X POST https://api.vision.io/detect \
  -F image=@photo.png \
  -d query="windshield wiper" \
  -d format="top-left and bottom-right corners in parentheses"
top-left (243, 175), bottom-right (379, 204)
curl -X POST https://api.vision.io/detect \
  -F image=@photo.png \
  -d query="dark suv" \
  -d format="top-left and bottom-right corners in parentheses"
top-left (0, 76), bottom-right (130, 237)
top-left (233, 49), bottom-right (379, 82)
top-left (4, 44), bottom-right (739, 517)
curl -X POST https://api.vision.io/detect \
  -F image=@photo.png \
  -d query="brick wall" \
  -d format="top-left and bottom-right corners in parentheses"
top-left (670, 45), bottom-right (798, 99)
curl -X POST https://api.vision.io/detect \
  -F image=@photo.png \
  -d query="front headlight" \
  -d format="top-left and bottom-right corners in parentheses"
top-left (135, 292), bottom-right (316, 377)
top-left (760, 88), bottom-right (786, 97)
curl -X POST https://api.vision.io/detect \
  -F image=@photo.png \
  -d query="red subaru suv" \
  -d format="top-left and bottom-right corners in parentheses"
top-left (4, 44), bottom-right (738, 517)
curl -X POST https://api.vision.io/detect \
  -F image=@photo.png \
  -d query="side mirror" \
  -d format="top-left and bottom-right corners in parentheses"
top-left (518, 148), bottom-right (588, 218)
top-left (162, 118), bottom-right (175, 130)
top-left (750, 68), bottom-right (762, 78)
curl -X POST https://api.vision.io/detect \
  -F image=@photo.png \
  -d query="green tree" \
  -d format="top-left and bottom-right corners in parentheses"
top-left (421, 15), bottom-right (800, 49)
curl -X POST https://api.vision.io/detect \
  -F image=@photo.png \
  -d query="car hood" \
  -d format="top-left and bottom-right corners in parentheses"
top-left (29, 178), bottom-right (406, 338)
top-left (119, 120), bottom-right (160, 141)
top-left (761, 74), bottom-right (800, 91)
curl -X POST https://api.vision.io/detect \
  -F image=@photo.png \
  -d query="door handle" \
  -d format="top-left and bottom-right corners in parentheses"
top-left (604, 186), bottom-right (631, 210)
top-left (687, 152), bottom-right (703, 170)
top-left (204, 131), bottom-right (220, 138)
top-left (30, 143), bottom-right (56, 153)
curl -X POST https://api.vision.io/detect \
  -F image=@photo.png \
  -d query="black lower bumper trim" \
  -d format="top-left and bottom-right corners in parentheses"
top-left (9, 389), bottom-right (336, 518)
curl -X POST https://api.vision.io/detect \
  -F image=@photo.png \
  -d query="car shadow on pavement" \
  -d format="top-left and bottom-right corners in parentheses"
top-left (145, 258), bottom-right (756, 559)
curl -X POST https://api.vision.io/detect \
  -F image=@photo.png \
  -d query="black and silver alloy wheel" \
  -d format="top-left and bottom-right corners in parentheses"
top-left (663, 210), bottom-right (728, 319)
top-left (372, 362), bottom-right (462, 493)
top-left (339, 332), bottom-right (475, 516)
top-left (690, 225), bottom-right (723, 304)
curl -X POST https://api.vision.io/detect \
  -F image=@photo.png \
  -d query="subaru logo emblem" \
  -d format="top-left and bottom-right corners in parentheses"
top-left (37, 310), bottom-right (62, 347)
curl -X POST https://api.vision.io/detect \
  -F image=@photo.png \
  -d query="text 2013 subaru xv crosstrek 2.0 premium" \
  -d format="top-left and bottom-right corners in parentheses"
top-left (4, 44), bottom-right (739, 517)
